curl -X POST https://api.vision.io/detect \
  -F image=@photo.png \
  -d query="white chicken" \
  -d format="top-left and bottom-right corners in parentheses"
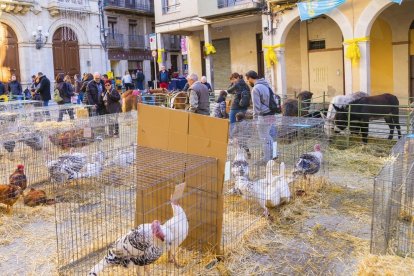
top-left (107, 144), bottom-right (137, 167)
top-left (293, 144), bottom-right (323, 179)
top-left (89, 200), bottom-right (189, 275)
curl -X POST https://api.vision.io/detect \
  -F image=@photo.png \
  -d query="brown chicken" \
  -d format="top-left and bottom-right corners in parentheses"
top-left (49, 129), bottom-right (95, 149)
top-left (24, 188), bottom-right (55, 207)
top-left (9, 164), bottom-right (27, 191)
top-left (0, 184), bottom-right (22, 214)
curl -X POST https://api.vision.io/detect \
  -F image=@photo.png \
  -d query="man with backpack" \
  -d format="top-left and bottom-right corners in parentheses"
top-left (245, 70), bottom-right (279, 165)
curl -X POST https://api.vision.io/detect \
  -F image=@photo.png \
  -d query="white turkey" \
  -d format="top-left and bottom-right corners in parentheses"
top-left (88, 200), bottom-right (189, 275)
top-left (293, 144), bottom-right (323, 179)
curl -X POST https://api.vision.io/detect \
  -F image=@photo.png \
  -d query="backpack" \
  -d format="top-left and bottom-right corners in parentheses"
top-left (267, 87), bottom-right (281, 115)
top-left (239, 90), bottom-right (250, 108)
top-left (53, 86), bottom-right (63, 103)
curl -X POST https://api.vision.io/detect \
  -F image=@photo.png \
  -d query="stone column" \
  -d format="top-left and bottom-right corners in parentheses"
top-left (261, 12), bottom-right (276, 91)
top-left (359, 41), bottom-right (371, 94)
top-left (203, 24), bottom-right (214, 90)
top-left (343, 44), bottom-right (353, 95)
top-left (275, 47), bottom-right (287, 98)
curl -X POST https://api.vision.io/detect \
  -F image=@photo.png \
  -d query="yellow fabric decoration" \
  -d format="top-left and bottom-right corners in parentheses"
top-left (107, 71), bottom-right (114, 80)
top-left (0, 95), bottom-right (8, 102)
top-left (157, 48), bottom-right (165, 64)
top-left (343, 37), bottom-right (370, 65)
top-left (263, 44), bottom-right (284, 68)
top-left (205, 43), bottom-right (216, 55)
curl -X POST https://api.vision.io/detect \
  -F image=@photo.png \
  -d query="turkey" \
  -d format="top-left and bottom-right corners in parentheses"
top-left (88, 199), bottom-right (189, 275)
top-left (293, 144), bottom-right (323, 179)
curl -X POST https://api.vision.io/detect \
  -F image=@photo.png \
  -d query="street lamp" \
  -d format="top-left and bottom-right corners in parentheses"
top-left (32, 26), bottom-right (49, 49)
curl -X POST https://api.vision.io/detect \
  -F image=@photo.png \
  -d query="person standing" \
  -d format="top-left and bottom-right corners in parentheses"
top-left (0, 80), bottom-right (6, 96)
top-left (86, 72), bottom-right (105, 116)
top-left (200, 76), bottom-right (212, 92)
top-left (245, 70), bottom-right (277, 165)
top-left (101, 80), bottom-right (121, 137)
top-left (122, 71), bottom-right (133, 90)
top-left (35, 72), bottom-right (51, 106)
top-left (55, 73), bottom-right (75, 122)
top-left (135, 68), bottom-right (145, 90)
top-left (74, 74), bottom-right (82, 104)
top-left (64, 75), bottom-right (75, 103)
top-left (158, 65), bottom-right (170, 89)
top-left (213, 90), bottom-right (228, 118)
top-left (187, 73), bottom-right (210, 115)
top-left (227, 73), bottom-right (251, 124)
top-left (8, 74), bottom-right (23, 99)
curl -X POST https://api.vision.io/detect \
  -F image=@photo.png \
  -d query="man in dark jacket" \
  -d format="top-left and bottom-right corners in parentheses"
top-left (86, 72), bottom-right (105, 115)
top-left (35, 72), bottom-right (51, 106)
top-left (8, 75), bottom-right (22, 97)
top-left (0, 81), bottom-right (6, 96)
top-left (158, 65), bottom-right (170, 89)
top-left (227, 73), bottom-right (251, 124)
top-left (187, 73), bottom-right (210, 115)
top-left (136, 69), bottom-right (145, 90)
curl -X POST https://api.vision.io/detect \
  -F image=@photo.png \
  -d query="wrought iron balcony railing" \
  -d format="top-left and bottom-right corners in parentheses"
top-left (104, 0), bottom-right (153, 13)
top-left (107, 33), bottom-right (124, 48)
top-left (218, 0), bottom-right (261, 9)
top-left (128, 34), bottom-right (146, 49)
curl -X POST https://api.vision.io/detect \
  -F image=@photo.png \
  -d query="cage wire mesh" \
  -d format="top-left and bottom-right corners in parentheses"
top-left (223, 115), bottom-right (328, 249)
top-left (371, 135), bottom-right (414, 257)
top-left (54, 145), bottom-right (219, 275)
top-left (0, 100), bottom-right (43, 112)
top-left (0, 112), bottom-right (138, 214)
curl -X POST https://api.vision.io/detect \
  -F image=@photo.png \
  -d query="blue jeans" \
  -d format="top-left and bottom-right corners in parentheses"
top-left (43, 100), bottom-right (51, 120)
top-left (77, 93), bottom-right (84, 104)
top-left (43, 100), bottom-right (49, 106)
top-left (229, 109), bottom-right (247, 124)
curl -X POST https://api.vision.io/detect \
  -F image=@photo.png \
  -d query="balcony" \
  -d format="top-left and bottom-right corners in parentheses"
top-left (0, 0), bottom-right (34, 15)
top-left (107, 33), bottom-right (124, 48)
top-left (128, 34), bottom-right (146, 49)
top-left (47, 0), bottom-right (91, 17)
top-left (198, 0), bottom-right (263, 18)
top-left (104, 0), bottom-right (153, 14)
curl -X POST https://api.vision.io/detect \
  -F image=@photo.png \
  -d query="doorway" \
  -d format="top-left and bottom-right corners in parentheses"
top-left (0, 22), bottom-right (20, 82)
top-left (52, 27), bottom-right (80, 78)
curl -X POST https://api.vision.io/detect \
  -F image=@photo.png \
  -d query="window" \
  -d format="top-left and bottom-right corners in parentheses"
top-left (108, 17), bottom-right (117, 37)
top-left (162, 0), bottom-right (180, 14)
top-left (309, 40), bottom-right (326, 50)
top-left (129, 20), bottom-right (137, 36)
top-left (151, 22), bottom-right (155, 33)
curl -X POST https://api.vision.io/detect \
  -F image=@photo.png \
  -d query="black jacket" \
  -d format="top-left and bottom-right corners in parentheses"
top-left (86, 80), bottom-right (104, 105)
top-left (8, 80), bottom-right (22, 95)
top-left (227, 79), bottom-right (251, 110)
top-left (56, 81), bottom-right (74, 104)
top-left (36, 76), bottom-right (51, 101)
top-left (101, 88), bottom-right (121, 114)
top-left (0, 82), bottom-right (5, 96)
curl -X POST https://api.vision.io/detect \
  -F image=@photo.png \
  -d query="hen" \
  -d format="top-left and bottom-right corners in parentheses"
top-left (23, 188), bottom-right (55, 207)
top-left (107, 144), bottom-right (137, 167)
top-left (0, 184), bottom-right (22, 214)
top-left (89, 200), bottom-right (188, 275)
top-left (293, 144), bottom-right (323, 179)
top-left (9, 164), bottom-right (27, 191)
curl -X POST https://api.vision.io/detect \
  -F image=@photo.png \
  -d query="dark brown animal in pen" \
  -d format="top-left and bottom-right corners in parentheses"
top-left (9, 164), bottom-right (27, 191)
top-left (148, 88), bottom-right (168, 94)
top-left (333, 93), bottom-right (401, 144)
top-left (170, 91), bottom-right (188, 109)
top-left (282, 91), bottom-right (313, 116)
top-left (122, 90), bottom-right (138, 113)
top-left (23, 188), bottom-right (55, 207)
top-left (0, 184), bottom-right (22, 214)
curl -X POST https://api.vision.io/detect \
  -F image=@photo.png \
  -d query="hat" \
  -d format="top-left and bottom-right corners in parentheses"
top-left (245, 70), bottom-right (258, 80)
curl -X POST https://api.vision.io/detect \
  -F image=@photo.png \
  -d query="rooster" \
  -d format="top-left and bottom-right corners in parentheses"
top-left (293, 144), bottom-right (323, 179)
top-left (9, 164), bottom-right (27, 191)
top-left (0, 184), bottom-right (22, 214)
top-left (88, 199), bottom-right (189, 275)
top-left (23, 188), bottom-right (55, 207)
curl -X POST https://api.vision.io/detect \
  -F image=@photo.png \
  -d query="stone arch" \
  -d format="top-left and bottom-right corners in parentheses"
top-left (48, 18), bottom-right (88, 46)
top-left (354, 0), bottom-right (394, 38)
top-left (0, 13), bottom-right (28, 43)
top-left (274, 7), bottom-right (353, 44)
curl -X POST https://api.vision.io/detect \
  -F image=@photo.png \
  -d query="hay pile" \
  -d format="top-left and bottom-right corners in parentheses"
top-left (357, 255), bottom-right (414, 276)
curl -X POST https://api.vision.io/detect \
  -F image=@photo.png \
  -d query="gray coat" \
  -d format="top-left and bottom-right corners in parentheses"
top-left (251, 78), bottom-right (272, 118)
top-left (188, 81), bottom-right (210, 115)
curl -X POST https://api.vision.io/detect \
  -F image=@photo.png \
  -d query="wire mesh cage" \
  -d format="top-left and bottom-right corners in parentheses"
top-left (223, 115), bottom-right (328, 249)
top-left (0, 112), bottom-right (138, 215)
top-left (0, 100), bottom-right (43, 112)
top-left (371, 135), bottom-right (414, 257)
top-left (54, 145), bottom-right (219, 275)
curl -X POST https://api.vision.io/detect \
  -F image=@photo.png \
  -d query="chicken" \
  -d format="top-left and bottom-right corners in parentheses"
top-left (47, 152), bottom-right (88, 183)
top-left (3, 140), bottom-right (16, 153)
top-left (88, 200), bottom-right (189, 275)
top-left (107, 144), bottom-right (137, 167)
top-left (22, 131), bottom-right (43, 151)
top-left (49, 129), bottom-right (98, 149)
top-left (9, 164), bottom-right (27, 191)
top-left (23, 188), bottom-right (55, 207)
top-left (0, 184), bottom-right (22, 214)
top-left (227, 147), bottom-right (250, 195)
top-left (293, 144), bottom-right (323, 179)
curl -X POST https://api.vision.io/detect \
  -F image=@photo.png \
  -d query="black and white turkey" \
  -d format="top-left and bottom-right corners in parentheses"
top-left (293, 144), bottom-right (323, 179)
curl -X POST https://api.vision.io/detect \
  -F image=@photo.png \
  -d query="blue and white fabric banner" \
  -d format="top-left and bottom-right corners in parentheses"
top-left (297, 0), bottom-right (346, 21)
top-left (392, 0), bottom-right (403, 4)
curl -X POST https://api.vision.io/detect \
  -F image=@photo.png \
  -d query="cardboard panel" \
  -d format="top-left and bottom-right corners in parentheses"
top-left (188, 112), bottom-right (229, 143)
top-left (137, 125), bottom-right (169, 150)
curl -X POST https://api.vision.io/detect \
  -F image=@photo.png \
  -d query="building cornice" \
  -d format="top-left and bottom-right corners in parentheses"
top-left (0, 0), bottom-right (34, 15)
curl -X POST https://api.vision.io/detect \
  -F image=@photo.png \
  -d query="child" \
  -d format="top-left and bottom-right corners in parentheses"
top-left (214, 90), bottom-right (228, 118)
top-left (231, 112), bottom-right (251, 159)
